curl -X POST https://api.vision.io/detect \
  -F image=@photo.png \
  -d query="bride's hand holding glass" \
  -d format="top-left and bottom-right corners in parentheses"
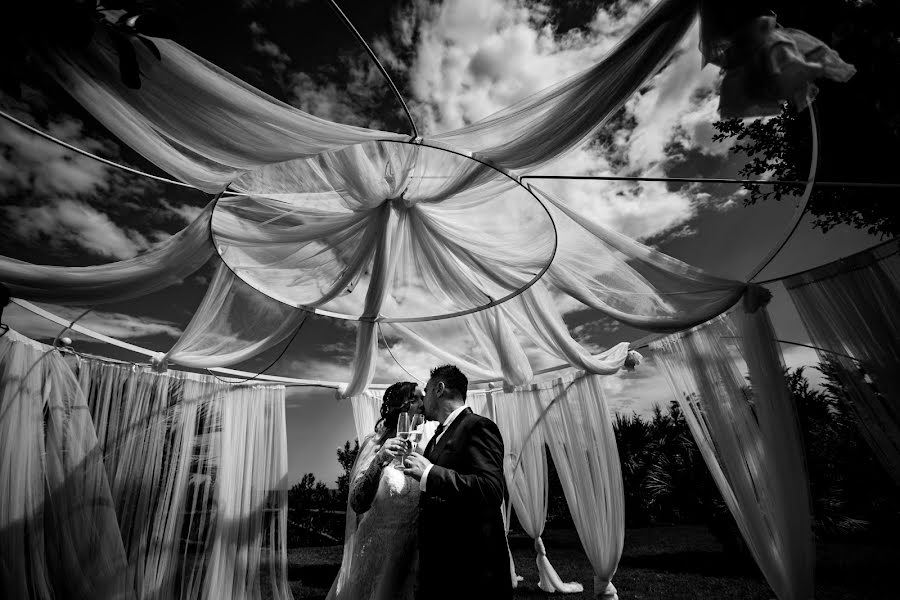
top-left (395, 412), bottom-right (425, 468)
top-left (376, 438), bottom-right (407, 468)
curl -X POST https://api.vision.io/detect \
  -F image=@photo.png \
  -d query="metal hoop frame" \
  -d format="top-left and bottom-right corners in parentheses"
top-left (1, 3), bottom-right (859, 392)
top-left (210, 138), bottom-right (560, 324)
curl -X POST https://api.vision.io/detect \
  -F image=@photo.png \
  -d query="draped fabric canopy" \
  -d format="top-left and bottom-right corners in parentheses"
top-left (0, 0), bottom-right (855, 394)
top-left (0, 2), bottom-right (866, 600)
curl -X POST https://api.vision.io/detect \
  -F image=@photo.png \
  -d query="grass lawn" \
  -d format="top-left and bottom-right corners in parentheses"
top-left (286, 525), bottom-right (894, 599)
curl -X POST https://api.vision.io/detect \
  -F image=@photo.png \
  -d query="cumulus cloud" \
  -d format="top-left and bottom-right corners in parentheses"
top-left (398, 1), bottom-right (732, 240)
top-left (5, 302), bottom-right (183, 343)
top-left (1, 91), bottom-right (179, 259)
top-left (0, 114), bottom-right (112, 198)
top-left (4, 199), bottom-right (152, 259)
top-left (158, 199), bottom-right (204, 225)
top-left (246, 19), bottom-right (396, 130)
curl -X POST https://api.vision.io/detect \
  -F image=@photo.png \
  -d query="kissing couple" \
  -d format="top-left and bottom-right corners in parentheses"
top-left (326, 364), bottom-right (512, 600)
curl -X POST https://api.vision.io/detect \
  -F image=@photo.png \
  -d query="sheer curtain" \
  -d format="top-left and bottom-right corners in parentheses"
top-left (493, 388), bottom-right (582, 593)
top-left (75, 354), bottom-right (292, 600)
top-left (0, 330), bottom-right (128, 600)
top-left (164, 261), bottom-right (307, 369)
top-left (652, 305), bottom-right (814, 600)
top-left (785, 239), bottom-right (900, 484)
top-left (537, 374), bottom-right (624, 600)
top-left (350, 391), bottom-right (382, 444)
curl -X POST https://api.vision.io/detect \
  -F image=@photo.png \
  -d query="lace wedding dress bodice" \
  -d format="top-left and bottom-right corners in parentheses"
top-left (326, 434), bottom-right (421, 600)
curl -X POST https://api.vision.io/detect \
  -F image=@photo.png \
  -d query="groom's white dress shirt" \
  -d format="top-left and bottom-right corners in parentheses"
top-left (420, 404), bottom-right (468, 492)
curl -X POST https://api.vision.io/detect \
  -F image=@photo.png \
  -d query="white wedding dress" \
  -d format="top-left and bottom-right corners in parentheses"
top-left (326, 428), bottom-right (429, 600)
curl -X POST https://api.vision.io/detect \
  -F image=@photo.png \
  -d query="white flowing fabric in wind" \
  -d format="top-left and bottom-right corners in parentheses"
top-left (537, 374), bottom-right (625, 600)
top-left (785, 239), bottom-right (900, 486)
top-left (0, 202), bottom-right (215, 305)
top-left (0, 330), bottom-right (128, 600)
top-left (652, 306), bottom-right (814, 600)
top-left (2, 0), bottom-right (855, 398)
top-left (493, 388), bottom-right (583, 593)
top-left (39, 30), bottom-right (406, 192)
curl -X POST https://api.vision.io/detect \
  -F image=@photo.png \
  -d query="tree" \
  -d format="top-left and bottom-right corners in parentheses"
top-left (712, 0), bottom-right (900, 238)
top-left (816, 359), bottom-right (900, 538)
top-left (788, 366), bottom-right (869, 537)
top-left (287, 473), bottom-right (341, 546)
top-left (335, 439), bottom-right (360, 509)
top-left (1, 1), bottom-right (178, 95)
top-left (613, 411), bottom-right (653, 527)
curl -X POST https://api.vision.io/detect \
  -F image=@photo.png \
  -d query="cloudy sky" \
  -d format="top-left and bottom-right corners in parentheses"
top-left (0, 0), bottom-right (880, 484)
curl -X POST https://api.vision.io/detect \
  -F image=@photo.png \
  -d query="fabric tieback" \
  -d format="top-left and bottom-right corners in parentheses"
top-left (742, 284), bottom-right (773, 314)
top-left (593, 576), bottom-right (618, 600)
top-left (623, 350), bottom-right (643, 371)
top-left (534, 535), bottom-right (584, 594)
top-left (150, 352), bottom-right (168, 373)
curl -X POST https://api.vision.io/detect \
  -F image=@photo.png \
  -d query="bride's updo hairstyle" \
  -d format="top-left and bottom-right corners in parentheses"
top-left (375, 381), bottom-right (417, 433)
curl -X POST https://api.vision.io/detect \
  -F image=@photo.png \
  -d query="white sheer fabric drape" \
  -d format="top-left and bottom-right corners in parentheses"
top-left (3, 0), bottom-right (858, 391)
top-left (785, 239), bottom-right (900, 485)
top-left (433, 0), bottom-right (696, 170)
top-left (0, 201), bottom-right (214, 305)
top-left (534, 373), bottom-right (624, 600)
top-left (711, 15), bottom-right (857, 118)
top-left (652, 305), bottom-right (814, 600)
top-left (41, 32), bottom-right (406, 192)
top-left (0, 330), bottom-right (128, 599)
top-left (350, 391), bottom-right (382, 444)
top-left (75, 353), bottom-right (292, 600)
top-left (466, 389), bottom-right (493, 418)
top-left (493, 389), bottom-right (582, 593)
top-left (164, 261), bottom-right (307, 369)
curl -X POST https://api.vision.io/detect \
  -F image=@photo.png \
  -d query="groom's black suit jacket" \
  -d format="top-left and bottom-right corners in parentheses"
top-left (418, 407), bottom-right (511, 600)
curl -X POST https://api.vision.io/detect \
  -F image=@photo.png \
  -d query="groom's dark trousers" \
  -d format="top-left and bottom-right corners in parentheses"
top-left (418, 407), bottom-right (512, 600)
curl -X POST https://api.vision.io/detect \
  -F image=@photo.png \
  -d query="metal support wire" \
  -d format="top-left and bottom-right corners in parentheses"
top-left (520, 174), bottom-right (900, 189)
top-left (206, 313), bottom-right (308, 385)
top-left (325, 0), bottom-right (419, 139)
top-left (378, 322), bottom-right (425, 383)
top-left (746, 101), bottom-right (820, 283)
top-left (0, 108), bottom-right (197, 189)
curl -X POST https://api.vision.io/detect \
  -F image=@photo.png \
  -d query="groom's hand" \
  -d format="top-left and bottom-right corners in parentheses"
top-left (402, 451), bottom-right (431, 480)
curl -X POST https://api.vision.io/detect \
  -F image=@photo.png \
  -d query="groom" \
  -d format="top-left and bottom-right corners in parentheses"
top-left (403, 364), bottom-right (511, 600)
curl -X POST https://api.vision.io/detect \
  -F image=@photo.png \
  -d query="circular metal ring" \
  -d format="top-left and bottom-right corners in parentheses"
top-left (211, 138), bottom-right (559, 323)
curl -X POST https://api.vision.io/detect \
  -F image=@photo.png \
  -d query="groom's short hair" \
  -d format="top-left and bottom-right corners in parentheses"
top-left (430, 364), bottom-right (467, 400)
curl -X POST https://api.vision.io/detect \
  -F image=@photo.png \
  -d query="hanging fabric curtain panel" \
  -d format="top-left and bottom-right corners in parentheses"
top-left (0, 330), bottom-right (292, 600)
top-left (785, 239), bottom-right (900, 485)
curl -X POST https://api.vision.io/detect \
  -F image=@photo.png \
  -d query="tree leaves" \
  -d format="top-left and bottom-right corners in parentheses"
top-left (110, 30), bottom-right (141, 89)
top-left (712, 0), bottom-right (900, 239)
top-left (1, 1), bottom-right (178, 93)
top-left (124, 13), bottom-right (177, 39)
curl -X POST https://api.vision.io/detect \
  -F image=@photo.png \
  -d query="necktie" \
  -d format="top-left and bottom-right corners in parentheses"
top-left (435, 423), bottom-right (446, 438)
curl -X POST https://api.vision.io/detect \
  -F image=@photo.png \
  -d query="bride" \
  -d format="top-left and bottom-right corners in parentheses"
top-left (326, 381), bottom-right (428, 600)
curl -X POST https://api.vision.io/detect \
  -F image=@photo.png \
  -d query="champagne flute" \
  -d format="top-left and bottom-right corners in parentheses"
top-left (395, 412), bottom-right (425, 468)
top-left (394, 412), bottom-right (412, 469)
top-left (404, 414), bottom-right (425, 457)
